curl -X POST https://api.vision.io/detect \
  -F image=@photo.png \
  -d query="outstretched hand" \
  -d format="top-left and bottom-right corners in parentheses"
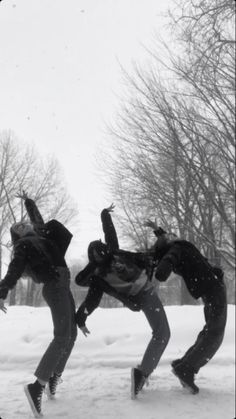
top-left (15, 189), bottom-right (28, 200)
top-left (0, 299), bottom-right (7, 314)
top-left (143, 219), bottom-right (158, 230)
top-left (106, 203), bottom-right (115, 213)
top-left (80, 326), bottom-right (91, 337)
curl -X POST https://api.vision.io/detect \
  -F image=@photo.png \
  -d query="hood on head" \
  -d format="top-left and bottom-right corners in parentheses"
top-left (10, 221), bottom-right (34, 244)
top-left (87, 240), bottom-right (110, 264)
top-left (153, 227), bottom-right (177, 257)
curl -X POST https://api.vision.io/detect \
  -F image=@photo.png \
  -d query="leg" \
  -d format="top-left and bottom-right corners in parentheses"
top-left (34, 274), bottom-right (77, 383)
top-left (138, 287), bottom-right (170, 376)
top-left (53, 289), bottom-right (77, 375)
top-left (181, 284), bottom-right (227, 372)
top-left (25, 270), bottom-right (77, 416)
top-left (130, 287), bottom-right (170, 398)
top-left (46, 289), bottom-right (78, 399)
top-left (172, 283), bottom-right (227, 393)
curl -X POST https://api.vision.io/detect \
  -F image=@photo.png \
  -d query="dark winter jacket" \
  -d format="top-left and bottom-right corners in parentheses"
top-left (0, 199), bottom-right (72, 299)
top-left (154, 239), bottom-right (225, 299)
top-left (25, 199), bottom-right (72, 256)
top-left (75, 209), bottom-right (152, 327)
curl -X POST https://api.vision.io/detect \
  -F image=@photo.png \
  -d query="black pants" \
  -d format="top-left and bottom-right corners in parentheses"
top-left (181, 282), bottom-right (227, 373)
top-left (34, 268), bottom-right (77, 382)
top-left (134, 286), bottom-right (170, 376)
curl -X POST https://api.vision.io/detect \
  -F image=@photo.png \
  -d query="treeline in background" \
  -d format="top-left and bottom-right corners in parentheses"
top-left (0, 0), bottom-right (235, 308)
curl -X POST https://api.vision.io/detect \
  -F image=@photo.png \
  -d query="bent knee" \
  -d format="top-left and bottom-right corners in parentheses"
top-left (153, 323), bottom-right (171, 345)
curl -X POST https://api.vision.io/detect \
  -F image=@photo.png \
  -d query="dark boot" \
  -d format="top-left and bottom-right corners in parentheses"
top-left (46, 373), bottom-right (62, 399)
top-left (24, 380), bottom-right (45, 417)
top-left (131, 367), bottom-right (148, 399)
top-left (172, 362), bottom-right (199, 394)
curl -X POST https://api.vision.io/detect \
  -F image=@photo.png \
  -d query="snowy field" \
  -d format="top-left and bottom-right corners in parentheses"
top-left (0, 304), bottom-right (235, 419)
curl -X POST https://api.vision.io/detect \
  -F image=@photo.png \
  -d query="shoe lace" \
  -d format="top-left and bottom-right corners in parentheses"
top-left (36, 386), bottom-right (44, 410)
top-left (49, 374), bottom-right (62, 395)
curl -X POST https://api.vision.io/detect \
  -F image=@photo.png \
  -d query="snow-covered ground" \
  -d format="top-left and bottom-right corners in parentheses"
top-left (0, 304), bottom-right (235, 419)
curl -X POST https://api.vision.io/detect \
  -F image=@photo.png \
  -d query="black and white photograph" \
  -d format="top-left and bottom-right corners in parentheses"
top-left (0, 1), bottom-right (235, 418)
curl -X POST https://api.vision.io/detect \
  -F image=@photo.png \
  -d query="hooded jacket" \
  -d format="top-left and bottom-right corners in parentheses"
top-left (0, 199), bottom-right (72, 299)
top-left (154, 238), bottom-right (224, 299)
top-left (75, 209), bottom-right (152, 327)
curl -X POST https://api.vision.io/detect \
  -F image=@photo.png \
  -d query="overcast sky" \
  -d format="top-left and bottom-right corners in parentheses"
top-left (0, 0), bottom-right (172, 262)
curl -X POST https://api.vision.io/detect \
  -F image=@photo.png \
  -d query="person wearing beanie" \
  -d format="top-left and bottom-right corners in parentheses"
top-left (75, 204), bottom-right (170, 399)
top-left (146, 220), bottom-right (227, 395)
top-left (0, 191), bottom-right (77, 418)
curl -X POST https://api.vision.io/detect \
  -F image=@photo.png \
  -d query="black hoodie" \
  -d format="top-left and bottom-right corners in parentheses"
top-left (154, 239), bottom-right (224, 299)
top-left (0, 199), bottom-right (72, 298)
top-left (75, 209), bottom-right (152, 327)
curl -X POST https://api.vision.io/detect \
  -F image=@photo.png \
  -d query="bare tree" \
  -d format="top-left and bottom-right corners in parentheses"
top-left (100, 0), bottom-right (235, 303)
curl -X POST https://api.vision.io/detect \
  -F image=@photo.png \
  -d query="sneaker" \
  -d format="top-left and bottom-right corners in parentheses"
top-left (46, 373), bottom-right (62, 399)
top-left (172, 363), bottom-right (199, 394)
top-left (131, 367), bottom-right (147, 399)
top-left (24, 381), bottom-right (44, 418)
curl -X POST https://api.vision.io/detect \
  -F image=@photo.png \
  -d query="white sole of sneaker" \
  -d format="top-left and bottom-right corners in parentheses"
top-left (45, 385), bottom-right (56, 400)
top-left (130, 368), bottom-right (136, 400)
top-left (24, 385), bottom-right (43, 418)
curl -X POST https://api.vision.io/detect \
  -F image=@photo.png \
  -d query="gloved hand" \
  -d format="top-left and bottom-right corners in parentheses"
top-left (0, 299), bottom-right (7, 313)
top-left (15, 189), bottom-right (29, 200)
top-left (80, 325), bottom-right (91, 337)
top-left (105, 203), bottom-right (115, 213)
top-left (0, 285), bottom-right (8, 300)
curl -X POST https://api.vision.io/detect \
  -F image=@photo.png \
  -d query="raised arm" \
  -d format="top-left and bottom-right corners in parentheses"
top-left (25, 199), bottom-right (45, 230)
top-left (101, 203), bottom-right (119, 251)
top-left (154, 244), bottom-right (180, 282)
top-left (16, 191), bottom-right (45, 231)
top-left (144, 219), bottom-right (167, 238)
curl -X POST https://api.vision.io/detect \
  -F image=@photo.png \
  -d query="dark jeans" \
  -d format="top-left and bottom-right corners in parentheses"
top-left (34, 268), bottom-right (77, 382)
top-left (181, 282), bottom-right (227, 373)
top-left (134, 286), bottom-right (170, 377)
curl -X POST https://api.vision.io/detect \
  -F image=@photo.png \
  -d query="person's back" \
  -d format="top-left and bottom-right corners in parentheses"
top-left (160, 239), bottom-right (224, 298)
top-left (147, 222), bottom-right (227, 394)
top-left (3, 220), bottom-right (69, 290)
top-left (18, 233), bottom-right (67, 282)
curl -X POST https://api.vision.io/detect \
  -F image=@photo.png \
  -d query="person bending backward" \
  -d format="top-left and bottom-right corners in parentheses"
top-left (145, 221), bottom-right (227, 394)
top-left (75, 204), bottom-right (170, 399)
top-left (0, 192), bottom-right (77, 418)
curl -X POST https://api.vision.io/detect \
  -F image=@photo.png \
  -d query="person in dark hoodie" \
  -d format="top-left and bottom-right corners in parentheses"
top-left (145, 220), bottom-right (227, 395)
top-left (0, 191), bottom-right (77, 418)
top-left (75, 204), bottom-right (170, 399)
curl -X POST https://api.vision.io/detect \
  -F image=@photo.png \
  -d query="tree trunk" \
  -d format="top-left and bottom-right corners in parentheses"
top-left (25, 279), bottom-right (36, 306)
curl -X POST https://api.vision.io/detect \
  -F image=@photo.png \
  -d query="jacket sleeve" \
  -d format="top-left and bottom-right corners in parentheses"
top-left (75, 280), bottom-right (104, 327)
top-left (25, 199), bottom-right (45, 230)
top-left (101, 209), bottom-right (119, 251)
top-left (0, 242), bottom-right (27, 297)
top-left (155, 244), bottom-right (180, 282)
top-left (25, 199), bottom-right (72, 255)
top-left (75, 262), bottom-right (96, 287)
top-left (43, 220), bottom-right (72, 256)
top-left (118, 249), bottom-right (148, 270)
